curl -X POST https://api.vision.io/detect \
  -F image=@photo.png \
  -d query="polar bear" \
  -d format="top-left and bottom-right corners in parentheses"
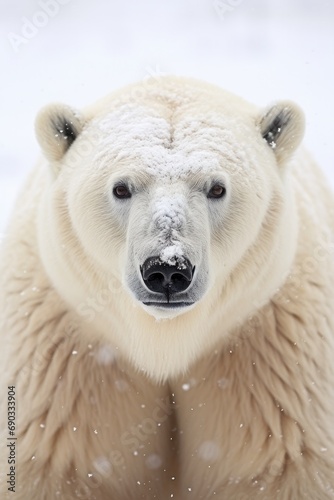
top-left (1, 76), bottom-right (334, 500)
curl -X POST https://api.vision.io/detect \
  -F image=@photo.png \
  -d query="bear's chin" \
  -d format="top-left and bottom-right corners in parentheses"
top-left (140, 302), bottom-right (196, 320)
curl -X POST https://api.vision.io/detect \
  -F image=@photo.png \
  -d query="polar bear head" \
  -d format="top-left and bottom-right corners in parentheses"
top-left (35, 77), bottom-right (304, 379)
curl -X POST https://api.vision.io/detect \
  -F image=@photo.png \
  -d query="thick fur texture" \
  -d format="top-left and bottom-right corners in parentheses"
top-left (1, 77), bottom-right (334, 499)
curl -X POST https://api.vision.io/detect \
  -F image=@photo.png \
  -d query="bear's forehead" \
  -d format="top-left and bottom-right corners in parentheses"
top-left (90, 104), bottom-right (250, 179)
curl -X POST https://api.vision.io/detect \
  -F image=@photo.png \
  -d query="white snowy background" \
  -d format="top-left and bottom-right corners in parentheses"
top-left (1, 0), bottom-right (333, 233)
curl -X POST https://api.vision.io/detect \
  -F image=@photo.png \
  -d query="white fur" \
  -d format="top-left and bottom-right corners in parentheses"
top-left (1, 76), bottom-right (333, 499)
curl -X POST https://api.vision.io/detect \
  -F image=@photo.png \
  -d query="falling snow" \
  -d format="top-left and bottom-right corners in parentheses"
top-left (217, 378), bottom-right (230, 389)
top-left (114, 379), bottom-right (129, 392)
top-left (95, 344), bottom-right (117, 365)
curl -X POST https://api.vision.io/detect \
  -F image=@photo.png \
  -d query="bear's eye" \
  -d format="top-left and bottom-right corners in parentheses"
top-left (207, 184), bottom-right (226, 199)
top-left (113, 184), bottom-right (132, 199)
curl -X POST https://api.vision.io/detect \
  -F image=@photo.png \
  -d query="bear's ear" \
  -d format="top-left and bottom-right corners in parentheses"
top-left (35, 103), bottom-right (84, 162)
top-left (258, 100), bottom-right (305, 166)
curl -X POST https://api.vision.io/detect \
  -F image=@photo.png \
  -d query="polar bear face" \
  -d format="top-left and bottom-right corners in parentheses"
top-left (35, 78), bottom-right (304, 375)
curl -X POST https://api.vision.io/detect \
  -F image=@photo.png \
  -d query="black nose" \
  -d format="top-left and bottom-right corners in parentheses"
top-left (141, 256), bottom-right (194, 295)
